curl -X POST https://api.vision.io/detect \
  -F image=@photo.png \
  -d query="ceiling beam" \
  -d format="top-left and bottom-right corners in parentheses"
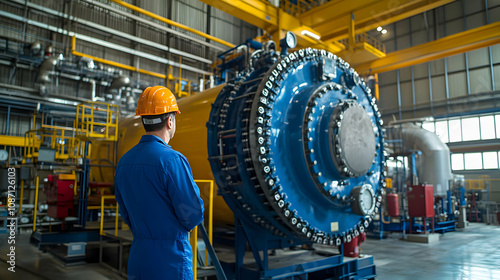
top-left (354, 22), bottom-right (500, 74)
top-left (316, 0), bottom-right (455, 43)
top-left (299, 0), bottom-right (378, 28)
top-left (199, 0), bottom-right (345, 53)
top-left (199, 0), bottom-right (279, 30)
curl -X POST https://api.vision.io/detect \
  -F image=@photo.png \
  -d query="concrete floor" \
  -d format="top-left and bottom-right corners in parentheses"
top-left (0, 223), bottom-right (499, 279)
top-left (361, 223), bottom-right (500, 280)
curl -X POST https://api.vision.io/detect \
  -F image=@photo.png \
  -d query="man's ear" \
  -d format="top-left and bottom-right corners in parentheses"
top-left (166, 116), bottom-right (173, 129)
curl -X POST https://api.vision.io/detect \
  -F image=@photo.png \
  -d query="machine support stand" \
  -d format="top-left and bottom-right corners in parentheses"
top-left (229, 215), bottom-right (375, 280)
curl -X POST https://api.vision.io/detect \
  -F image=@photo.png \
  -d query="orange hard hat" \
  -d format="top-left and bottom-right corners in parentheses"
top-left (135, 86), bottom-right (180, 116)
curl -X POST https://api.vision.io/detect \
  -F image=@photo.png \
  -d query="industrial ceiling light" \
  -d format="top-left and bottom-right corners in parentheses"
top-left (381, 29), bottom-right (388, 34)
top-left (376, 26), bottom-right (382, 32)
top-left (301, 30), bottom-right (321, 41)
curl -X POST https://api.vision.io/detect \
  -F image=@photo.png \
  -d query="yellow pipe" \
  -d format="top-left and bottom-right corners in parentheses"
top-left (109, 0), bottom-right (234, 48)
top-left (0, 135), bottom-right (26, 147)
top-left (71, 37), bottom-right (167, 79)
top-left (374, 73), bottom-right (379, 100)
top-left (18, 180), bottom-right (24, 214)
top-left (33, 177), bottom-right (39, 232)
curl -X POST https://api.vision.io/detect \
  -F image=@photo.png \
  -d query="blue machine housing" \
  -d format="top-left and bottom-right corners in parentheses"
top-left (207, 47), bottom-right (386, 250)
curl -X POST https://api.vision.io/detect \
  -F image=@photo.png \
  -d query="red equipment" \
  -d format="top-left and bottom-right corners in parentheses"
top-left (343, 232), bottom-right (366, 258)
top-left (44, 174), bottom-right (75, 218)
top-left (386, 193), bottom-right (399, 217)
top-left (407, 184), bottom-right (435, 233)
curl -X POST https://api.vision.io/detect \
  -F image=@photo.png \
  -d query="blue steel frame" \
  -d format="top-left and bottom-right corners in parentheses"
top-left (228, 213), bottom-right (376, 280)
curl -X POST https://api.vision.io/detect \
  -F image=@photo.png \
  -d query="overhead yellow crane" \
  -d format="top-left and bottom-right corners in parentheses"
top-left (300, 0), bottom-right (455, 43)
top-left (199, 0), bottom-right (455, 66)
top-left (355, 21), bottom-right (500, 74)
top-left (199, 0), bottom-right (346, 53)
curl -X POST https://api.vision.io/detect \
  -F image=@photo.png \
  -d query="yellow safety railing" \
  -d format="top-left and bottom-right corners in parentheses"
top-left (465, 177), bottom-right (500, 190)
top-left (24, 129), bottom-right (74, 161)
top-left (99, 195), bottom-right (119, 237)
top-left (281, 0), bottom-right (320, 16)
top-left (32, 177), bottom-right (40, 232)
top-left (339, 32), bottom-right (386, 55)
top-left (24, 130), bottom-right (42, 160)
top-left (191, 179), bottom-right (215, 280)
top-left (24, 114), bottom-right (81, 162)
top-left (76, 102), bottom-right (119, 141)
top-left (174, 78), bottom-right (192, 97)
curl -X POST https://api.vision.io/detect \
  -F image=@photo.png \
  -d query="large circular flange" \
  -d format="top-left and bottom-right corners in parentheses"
top-left (329, 100), bottom-right (376, 178)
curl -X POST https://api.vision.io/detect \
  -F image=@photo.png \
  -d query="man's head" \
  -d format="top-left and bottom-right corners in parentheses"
top-left (136, 86), bottom-right (180, 142)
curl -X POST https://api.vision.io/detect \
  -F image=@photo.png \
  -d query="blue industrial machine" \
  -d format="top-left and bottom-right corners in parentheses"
top-left (206, 33), bottom-right (386, 279)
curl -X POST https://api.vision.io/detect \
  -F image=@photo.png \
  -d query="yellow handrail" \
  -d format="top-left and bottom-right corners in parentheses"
top-left (190, 179), bottom-right (215, 280)
top-left (194, 179), bottom-right (214, 266)
top-left (75, 101), bottom-right (119, 141)
top-left (32, 177), bottom-right (39, 232)
top-left (100, 195), bottom-right (119, 236)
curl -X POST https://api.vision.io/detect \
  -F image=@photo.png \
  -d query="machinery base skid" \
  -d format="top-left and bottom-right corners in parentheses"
top-left (221, 250), bottom-right (376, 280)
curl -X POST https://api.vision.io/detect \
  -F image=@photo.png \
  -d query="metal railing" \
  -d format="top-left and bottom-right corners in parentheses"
top-left (465, 177), bottom-right (499, 190)
top-left (281, 0), bottom-right (321, 16)
top-left (98, 195), bottom-right (119, 237)
top-left (190, 180), bottom-right (215, 279)
top-left (75, 102), bottom-right (119, 141)
top-left (339, 32), bottom-right (386, 54)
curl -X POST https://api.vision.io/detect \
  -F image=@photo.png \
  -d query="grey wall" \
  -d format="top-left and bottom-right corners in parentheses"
top-left (0, 0), bottom-right (258, 99)
top-left (0, 0), bottom-right (259, 135)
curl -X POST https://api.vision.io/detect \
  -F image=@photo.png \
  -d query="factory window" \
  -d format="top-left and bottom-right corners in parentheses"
top-left (482, 152), bottom-right (498, 169)
top-left (451, 154), bottom-right (464, 170)
top-left (464, 153), bottom-right (483, 170)
top-left (435, 120), bottom-right (449, 143)
top-left (496, 115), bottom-right (500, 138)
top-left (479, 116), bottom-right (495, 140)
top-left (452, 151), bottom-right (500, 171)
top-left (448, 119), bottom-right (462, 142)
top-left (424, 113), bottom-right (500, 143)
top-left (461, 117), bottom-right (480, 141)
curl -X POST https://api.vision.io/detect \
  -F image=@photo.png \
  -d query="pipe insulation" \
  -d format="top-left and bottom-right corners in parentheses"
top-left (399, 124), bottom-right (452, 196)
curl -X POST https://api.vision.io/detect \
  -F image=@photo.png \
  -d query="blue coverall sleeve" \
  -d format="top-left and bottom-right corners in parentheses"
top-left (166, 156), bottom-right (205, 231)
top-left (114, 181), bottom-right (132, 229)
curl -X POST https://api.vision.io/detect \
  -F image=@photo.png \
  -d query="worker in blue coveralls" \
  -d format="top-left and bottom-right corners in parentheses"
top-left (115, 85), bottom-right (204, 280)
